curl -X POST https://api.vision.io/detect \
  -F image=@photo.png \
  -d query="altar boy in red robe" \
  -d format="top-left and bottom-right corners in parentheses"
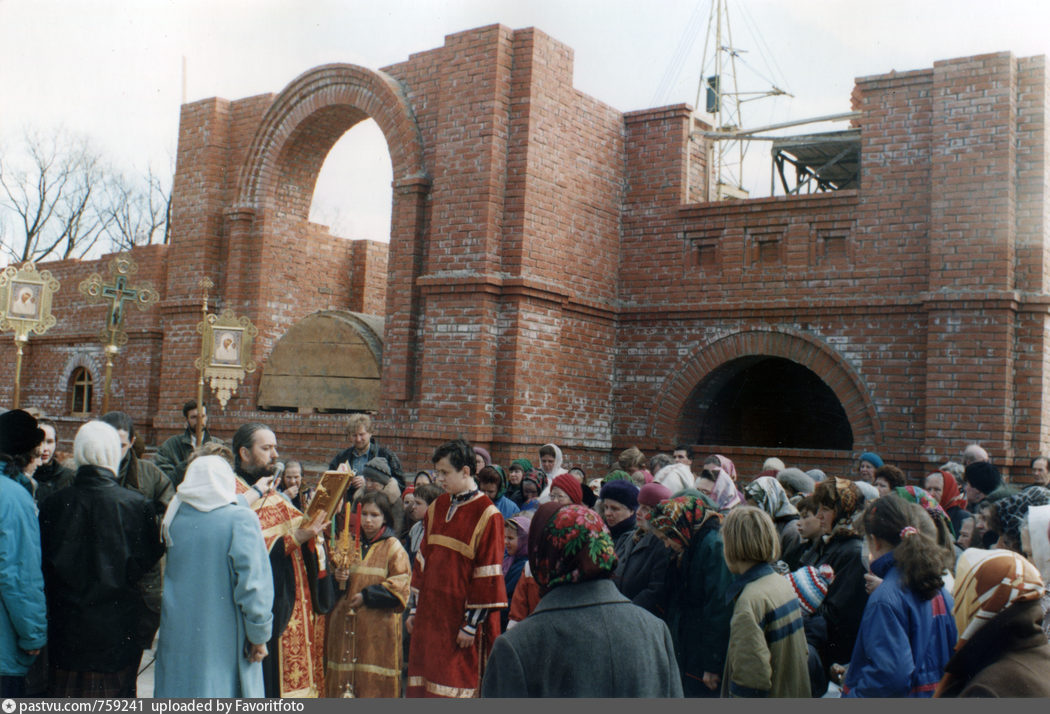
top-left (406, 439), bottom-right (507, 697)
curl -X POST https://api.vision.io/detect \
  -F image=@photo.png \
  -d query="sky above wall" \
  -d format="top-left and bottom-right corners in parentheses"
top-left (2, 0), bottom-right (1048, 243)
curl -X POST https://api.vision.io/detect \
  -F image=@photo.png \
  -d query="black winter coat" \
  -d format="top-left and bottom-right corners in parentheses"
top-left (614, 531), bottom-right (672, 616)
top-left (32, 459), bottom-right (75, 505)
top-left (801, 531), bottom-right (869, 671)
top-left (38, 465), bottom-right (165, 672)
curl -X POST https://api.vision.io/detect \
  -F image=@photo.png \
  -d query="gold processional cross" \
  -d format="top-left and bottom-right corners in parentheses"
top-left (79, 254), bottom-right (159, 413)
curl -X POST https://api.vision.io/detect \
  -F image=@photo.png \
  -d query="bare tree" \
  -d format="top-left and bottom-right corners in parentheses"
top-left (101, 165), bottom-right (172, 251)
top-left (0, 128), bottom-right (115, 263)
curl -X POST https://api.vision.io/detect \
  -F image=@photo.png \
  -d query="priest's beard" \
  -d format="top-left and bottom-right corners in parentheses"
top-left (238, 460), bottom-right (277, 485)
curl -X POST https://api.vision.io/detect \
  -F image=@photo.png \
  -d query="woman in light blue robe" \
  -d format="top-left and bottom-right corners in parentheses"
top-left (155, 455), bottom-right (274, 698)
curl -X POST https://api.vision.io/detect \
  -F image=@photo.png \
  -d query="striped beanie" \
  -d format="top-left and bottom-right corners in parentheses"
top-left (785, 564), bottom-right (835, 615)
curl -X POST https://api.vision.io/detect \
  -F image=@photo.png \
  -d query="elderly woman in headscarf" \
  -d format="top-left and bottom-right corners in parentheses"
top-left (696, 463), bottom-right (743, 513)
top-left (801, 477), bottom-right (869, 696)
top-left (652, 463), bottom-right (694, 496)
top-left (743, 476), bottom-right (805, 570)
top-left (614, 482), bottom-right (673, 616)
top-left (1019, 504), bottom-right (1050, 641)
top-left (993, 487), bottom-right (1050, 553)
top-left (154, 455), bottom-right (274, 697)
top-left (934, 549), bottom-right (1050, 697)
top-left (481, 503), bottom-right (682, 697)
top-left (598, 480), bottom-right (640, 563)
top-left (648, 494), bottom-right (734, 697)
top-left (924, 469), bottom-right (971, 536)
top-left (894, 485), bottom-right (958, 562)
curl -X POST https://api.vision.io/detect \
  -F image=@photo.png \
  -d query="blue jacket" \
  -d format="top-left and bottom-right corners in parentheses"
top-left (842, 551), bottom-right (956, 697)
top-left (0, 470), bottom-right (48, 675)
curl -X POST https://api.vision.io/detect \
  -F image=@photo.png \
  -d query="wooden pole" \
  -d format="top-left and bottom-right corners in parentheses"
top-left (102, 341), bottom-right (118, 414)
top-left (12, 336), bottom-right (26, 409)
top-left (195, 278), bottom-right (213, 446)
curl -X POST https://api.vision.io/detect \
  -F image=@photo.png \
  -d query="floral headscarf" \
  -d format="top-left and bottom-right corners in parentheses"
top-left (528, 502), bottom-right (617, 595)
top-left (814, 477), bottom-right (863, 537)
top-left (895, 485), bottom-right (955, 538)
top-left (744, 476), bottom-right (798, 520)
top-left (933, 469), bottom-right (967, 511)
top-left (649, 494), bottom-right (723, 554)
top-left (995, 487), bottom-right (1050, 545)
top-left (950, 548), bottom-right (1044, 649)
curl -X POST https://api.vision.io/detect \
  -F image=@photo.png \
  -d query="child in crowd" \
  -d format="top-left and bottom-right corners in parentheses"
top-left (841, 496), bottom-right (957, 697)
top-left (720, 506), bottom-right (811, 697)
top-left (795, 495), bottom-right (823, 561)
top-left (501, 514), bottom-right (532, 630)
top-left (519, 475), bottom-right (542, 513)
top-left (326, 491), bottom-right (411, 698)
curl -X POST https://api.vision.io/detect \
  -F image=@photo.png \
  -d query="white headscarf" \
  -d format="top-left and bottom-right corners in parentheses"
top-left (537, 443), bottom-right (567, 504)
top-left (161, 455), bottom-right (238, 546)
top-left (73, 420), bottom-right (122, 476)
top-left (1026, 503), bottom-right (1050, 583)
top-left (653, 463), bottom-right (694, 495)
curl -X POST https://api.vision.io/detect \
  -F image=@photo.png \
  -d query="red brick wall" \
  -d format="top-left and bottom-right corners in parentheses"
top-left (8, 30), bottom-right (1050, 489)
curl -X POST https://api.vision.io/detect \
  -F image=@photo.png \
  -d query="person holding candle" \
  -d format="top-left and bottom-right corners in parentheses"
top-left (325, 491), bottom-right (411, 698)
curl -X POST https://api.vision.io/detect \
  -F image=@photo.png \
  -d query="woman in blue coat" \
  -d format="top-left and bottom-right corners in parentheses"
top-left (842, 495), bottom-right (957, 697)
top-left (155, 455), bottom-right (274, 698)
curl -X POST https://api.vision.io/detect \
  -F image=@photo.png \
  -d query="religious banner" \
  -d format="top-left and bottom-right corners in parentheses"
top-left (0, 262), bottom-right (60, 408)
top-left (196, 307), bottom-right (258, 409)
top-left (78, 254), bottom-right (160, 412)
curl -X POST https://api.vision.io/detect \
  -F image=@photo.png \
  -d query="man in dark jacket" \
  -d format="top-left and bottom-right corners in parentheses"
top-left (39, 421), bottom-right (164, 697)
top-left (154, 400), bottom-right (222, 487)
top-left (328, 413), bottom-right (404, 488)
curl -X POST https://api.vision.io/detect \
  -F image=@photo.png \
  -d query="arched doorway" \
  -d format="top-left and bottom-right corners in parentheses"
top-left (684, 355), bottom-right (853, 450)
top-left (230, 63), bottom-right (429, 403)
top-left (651, 328), bottom-right (881, 452)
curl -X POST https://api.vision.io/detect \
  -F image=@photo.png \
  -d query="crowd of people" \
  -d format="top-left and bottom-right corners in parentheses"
top-left (4, 404), bottom-right (1050, 699)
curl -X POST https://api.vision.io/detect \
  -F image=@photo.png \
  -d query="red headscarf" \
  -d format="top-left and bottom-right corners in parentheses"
top-left (936, 469), bottom-right (967, 511)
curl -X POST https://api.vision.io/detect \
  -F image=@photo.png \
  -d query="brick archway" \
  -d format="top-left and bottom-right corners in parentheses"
top-left (235, 63), bottom-right (426, 212)
top-left (651, 328), bottom-right (881, 448)
top-left (227, 63), bottom-right (430, 404)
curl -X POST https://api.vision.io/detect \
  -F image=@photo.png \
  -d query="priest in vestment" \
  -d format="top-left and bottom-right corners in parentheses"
top-left (407, 439), bottom-right (507, 698)
top-left (232, 423), bottom-right (334, 698)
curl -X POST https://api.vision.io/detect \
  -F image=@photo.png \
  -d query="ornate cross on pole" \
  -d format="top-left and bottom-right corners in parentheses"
top-left (195, 277), bottom-right (213, 446)
top-left (79, 254), bottom-right (160, 413)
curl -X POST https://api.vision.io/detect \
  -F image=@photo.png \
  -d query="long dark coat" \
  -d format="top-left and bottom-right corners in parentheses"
top-left (480, 578), bottom-right (683, 698)
top-left (614, 530), bottom-right (672, 616)
top-left (39, 465), bottom-right (164, 672)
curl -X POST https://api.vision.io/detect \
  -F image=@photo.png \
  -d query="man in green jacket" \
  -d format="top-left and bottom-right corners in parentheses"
top-left (155, 400), bottom-right (222, 487)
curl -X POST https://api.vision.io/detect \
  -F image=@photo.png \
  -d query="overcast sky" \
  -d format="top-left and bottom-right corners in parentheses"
top-left (2, 0), bottom-right (1049, 243)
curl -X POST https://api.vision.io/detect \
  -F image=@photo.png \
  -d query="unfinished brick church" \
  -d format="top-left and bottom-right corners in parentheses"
top-left (6, 24), bottom-right (1050, 481)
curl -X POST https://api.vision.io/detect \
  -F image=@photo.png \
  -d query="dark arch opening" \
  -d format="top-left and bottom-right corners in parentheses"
top-left (684, 356), bottom-right (853, 450)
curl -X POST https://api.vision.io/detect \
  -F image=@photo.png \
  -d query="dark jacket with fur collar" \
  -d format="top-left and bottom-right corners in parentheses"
top-left (936, 599), bottom-right (1050, 698)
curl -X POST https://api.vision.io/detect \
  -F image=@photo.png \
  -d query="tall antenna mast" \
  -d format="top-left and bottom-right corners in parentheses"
top-left (694, 0), bottom-right (791, 200)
